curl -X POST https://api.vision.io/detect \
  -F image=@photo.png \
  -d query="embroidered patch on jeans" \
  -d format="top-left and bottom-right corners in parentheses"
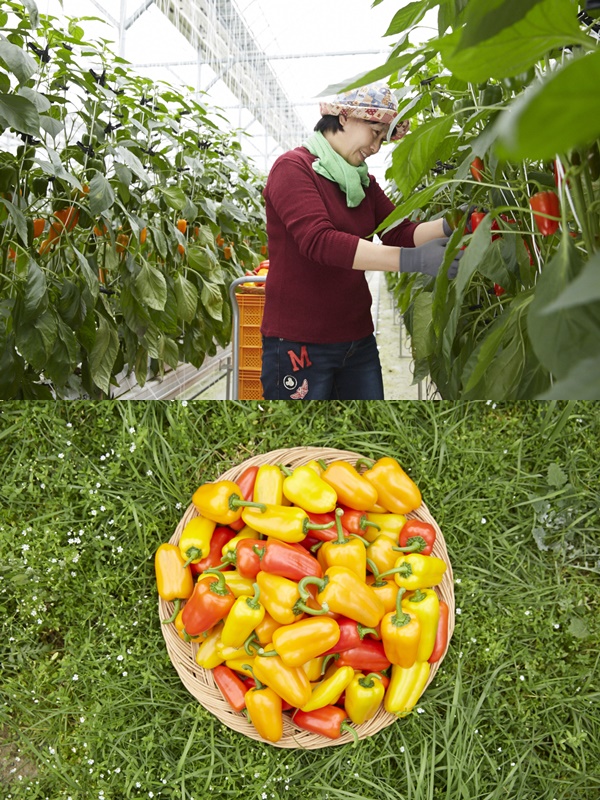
top-left (287, 345), bottom-right (312, 372)
top-left (290, 379), bottom-right (309, 399)
top-left (283, 375), bottom-right (298, 391)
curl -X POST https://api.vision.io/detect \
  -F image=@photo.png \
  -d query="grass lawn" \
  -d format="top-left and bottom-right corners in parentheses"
top-left (1, 400), bottom-right (598, 800)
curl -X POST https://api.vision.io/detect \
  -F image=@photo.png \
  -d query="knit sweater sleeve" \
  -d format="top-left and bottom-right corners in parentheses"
top-left (264, 152), bottom-right (360, 270)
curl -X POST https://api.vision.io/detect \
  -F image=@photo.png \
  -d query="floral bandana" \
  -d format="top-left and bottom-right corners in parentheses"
top-left (319, 83), bottom-right (410, 142)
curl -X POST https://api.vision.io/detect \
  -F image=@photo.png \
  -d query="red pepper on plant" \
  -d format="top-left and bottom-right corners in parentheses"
top-left (529, 190), bottom-right (560, 236)
top-left (470, 157), bottom-right (484, 182)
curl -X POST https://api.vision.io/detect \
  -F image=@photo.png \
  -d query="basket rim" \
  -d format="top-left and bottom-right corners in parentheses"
top-left (159, 446), bottom-right (455, 749)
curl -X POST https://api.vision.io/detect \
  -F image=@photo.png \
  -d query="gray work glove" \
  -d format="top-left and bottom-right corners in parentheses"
top-left (400, 238), bottom-right (463, 279)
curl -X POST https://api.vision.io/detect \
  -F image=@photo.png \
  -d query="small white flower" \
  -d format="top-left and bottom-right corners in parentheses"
top-left (399, 745), bottom-right (405, 753)
top-left (554, 623), bottom-right (560, 629)
top-left (498, 747), bottom-right (502, 752)
top-left (456, 608), bottom-right (462, 615)
top-left (58, 453), bottom-right (65, 459)
top-left (524, 610), bottom-right (531, 616)
top-left (481, 517), bottom-right (487, 524)
top-left (129, 427), bottom-right (136, 434)
top-left (519, 675), bottom-right (525, 681)
top-left (72, 674), bottom-right (79, 681)
top-left (181, 400), bottom-right (188, 407)
top-left (129, 444), bottom-right (136, 453)
top-left (147, 470), bottom-right (153, 476)
top-left (416, 707), bottom-right (425, 714)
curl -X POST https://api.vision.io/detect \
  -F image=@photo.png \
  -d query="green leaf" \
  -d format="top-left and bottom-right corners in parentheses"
top-left (89, 314), bottom-right (119, 396)
top-left (540, 253), bottom-right (600, 312)
top-left (0, 196), bottom-right (29, 248)
top-left (384, 0), bottom-right (439, 36)
top-left (114, 146), bottom-right (150, 186)
top-left (158, 335), bottom-right (179, 370)
top-left (392, 115), bottom-right (455, 199)
top-left (0, 39), bottom-right (38, 84)
top-left (200, 280), bottom-right (223, 322)
top-left (439, 0), bottom-right (590, 84)
top-left (38, 114), bottom-right (64, 139)
top-left (537, 356), bottom-right (600, 399)
top-left (377, 179), bottom-right (446, 233)
top-left (17, 86), bottom-right (51, 112)
top-left (14, 309), bottom-right (57, 371)
top-left (527, 236), bottom-right (600, 379)
top-left (45, 316), bottom-right (79, 386)
top-left (0, 92), bottom-right (39, 136)
top-left (160, 186), bottom-right (187, 211)
top-left (88, 173), bottom-right (115, 215)
top-left (318, 48), bottom-right (429, 96)
top-left (495, 50), bottom-right (600, 160)
top-left (20, 260), bottom-right (48, 323)
top-left (72, 248), bottom-right (100, 301)
top-left (458, 0), bottom-right (545, 49)
top-left (135, 262), bottom-right (167, 311)
top-left (174, 274), bottom-right (199, 323)
top-left (411, 291), bottom-right (434, 361)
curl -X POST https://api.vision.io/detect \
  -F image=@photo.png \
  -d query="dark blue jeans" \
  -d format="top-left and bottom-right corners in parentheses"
top-left (260, 335), bottom-right (384, 400)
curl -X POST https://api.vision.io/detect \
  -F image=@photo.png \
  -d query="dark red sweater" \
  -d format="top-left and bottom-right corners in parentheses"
top-left (261, 146), bottom-right (420, 343)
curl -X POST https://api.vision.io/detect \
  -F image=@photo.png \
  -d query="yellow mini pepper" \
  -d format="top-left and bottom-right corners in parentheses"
top-left (154, 542), bottom-right (194, 623)
top-left (192, 480), bottom-right (266, 525)
top-left (319, 460), bottom-right (378, 511)
top-left (298, 566), bottom-right (385, 629)
top-left (253, 464), bottom-right (284, 505)
top-left (393, 553), bottom-right (447, 591)
top-left (384, 661), bottom-right (431, 716)
top-left (281, 465), bottom-right (338, 513)
top-left (380, 588), bottom-right (421, 668)
top-left (253, 645), bottom-right (312, 708)
top-left (255, 571), bottom-right (304, 625)
top-left (359, 456), bottom-right (422, 515)
top-left (241, 504), bottom-right (333, 543)
top-left (344, 672), bottom-right (385, 725)
top-left (365, 512), bottom-right (407, 543)
top-left (300, 665), bottom-right (355, 712)
top-left (319, 509), bottom-right (367, 581)
top-left (220, 582), bottom-right (265, 649)
top-left (178, 516), bottom-right (216, 567)
top-left (271, 616), bottom-right (340, 667)
top-left (402, 588), bottom-right (440, 662)
top-left (194, 623), bottom-right (225, 669)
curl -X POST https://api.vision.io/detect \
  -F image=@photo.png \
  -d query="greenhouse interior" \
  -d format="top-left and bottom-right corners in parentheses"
top-left (1, 0), bottom-right (599, 400)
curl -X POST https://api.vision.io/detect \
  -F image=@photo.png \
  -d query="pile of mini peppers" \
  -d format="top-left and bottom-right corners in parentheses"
top-left (155, 455), bottom-right (450, 744)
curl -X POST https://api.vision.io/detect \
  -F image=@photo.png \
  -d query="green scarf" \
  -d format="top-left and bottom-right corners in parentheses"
top-left (303, 131), bottom-right (370, 208)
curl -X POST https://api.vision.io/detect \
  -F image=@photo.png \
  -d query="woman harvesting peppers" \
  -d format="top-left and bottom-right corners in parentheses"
top-left (156, 451), bottom-right (453, 744)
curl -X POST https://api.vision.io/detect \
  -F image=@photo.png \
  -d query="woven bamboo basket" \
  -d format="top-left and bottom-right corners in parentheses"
top-left (159, 447), bottom-right (455, 749)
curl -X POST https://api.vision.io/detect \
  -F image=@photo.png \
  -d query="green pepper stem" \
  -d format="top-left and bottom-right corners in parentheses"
top-left (409, 588), bottom-right (427, 603)
top-left (320, 653), bottom-right (339, 674)
top-left (355, 458), bottom-right (375, 471)
top-left (292, 599), bottom-right (330, 616)
top-left (333, 507), bottom-right (347, 544)
top-left (241, 663), bottom-right (266, 690)
top-left (340, 720), bottom-right (359, 746)
top-left (304, 518), bottom-right (338, 534)
top-left (161, 597), bottom-right (181, 625)
top-left (391, 588), bottom-right (411, 628)
top-left (317, 459), bottom-right (328, 470)
top-left (357, 623), bottom-right (378, 640)
top-left (393, 536), bottom-right (426, 554)
top-left (358, 672), bottom-right (383, 689)
top-left (182, 546), bottom-right (203, 568)
top-left (244, 631), bottom-right (260, 655)
top-left (202, 568), bottom-right (230, 596)
top-left (230, 495), bottom-right (266, 512)
top-left (361, 518), bottom-right (380, 531)
top-left (246, 582), bottom-right (261, 610)
top-left (297, 574), bottom-right (327, 600)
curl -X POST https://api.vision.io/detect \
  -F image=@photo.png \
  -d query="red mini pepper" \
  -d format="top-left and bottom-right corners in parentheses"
top-left (529, 190), bottom-right (560, 236)
top-left (230, 538), bottom-right (265, 579)
top-left (262, 540), bottom-right (323, 582)
top-left (396, 519), bottom-right (436, 556)
top-left (321, 616), bottom-right (378, 656)
top-left (292, 706), bottom-right (357, 742)
top-left (335, 639), bottom-right (391, 673)
top-left (337, 505), bottom-right (380, 537)
top-left (303, 510), bottom-right (349, 542)
top-left (428, 599), bottom-right (450, 663)
top-left (470, 156), bottom-right (484, 182)
top-left (181, 568), bottom-right (235, 636)
top-left (229, 466), bottom-right (259, 530)
top-left (212, 665), bottom-right (248, 711)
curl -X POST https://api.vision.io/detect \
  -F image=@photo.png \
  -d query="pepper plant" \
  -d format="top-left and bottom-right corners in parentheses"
top-left (0, 0), bottom-right (267, 398)
top-left (328, 0), bottom-right (600, 398)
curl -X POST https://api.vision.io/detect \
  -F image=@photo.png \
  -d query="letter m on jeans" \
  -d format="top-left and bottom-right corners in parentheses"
top-left (287, 346), bottom-right (312, 373)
